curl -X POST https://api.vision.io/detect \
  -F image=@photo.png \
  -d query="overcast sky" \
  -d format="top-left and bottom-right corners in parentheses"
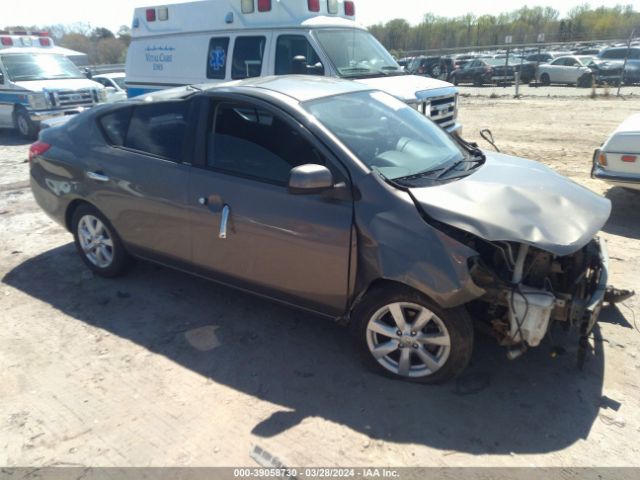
top-left (2, 0), bottom-right (633, 33)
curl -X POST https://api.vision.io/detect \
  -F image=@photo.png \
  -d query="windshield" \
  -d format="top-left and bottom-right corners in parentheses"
top-left (314, 29), bottom-right (402, 78)
top-left (304, 91), bottom-right (466, 181)
top-left (1, 54), bottom-right (84, 81)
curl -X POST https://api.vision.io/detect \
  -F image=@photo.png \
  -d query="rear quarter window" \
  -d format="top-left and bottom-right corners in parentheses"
top-left (99, 107), bottom-right (132, 146)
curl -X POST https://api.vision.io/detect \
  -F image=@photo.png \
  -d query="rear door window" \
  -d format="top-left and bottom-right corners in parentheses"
top-left (275, 35), bottom-right (324, 75)
top-left (206, 37), bottom-right (230, 79)
top-left (99, 107), bottom-right (132, 146)
top-left (124, 101), bottom-right (190, 162)
top-left (231, 36), bottom-right (266, 79)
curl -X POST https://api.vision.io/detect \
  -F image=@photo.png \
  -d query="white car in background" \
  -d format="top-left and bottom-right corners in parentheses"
top-left (537, 55), bottom-right (595, 87)
top-left (92, 72), bottom-right (127, 102)
top-left (592, 113), bottom-right (640, 191)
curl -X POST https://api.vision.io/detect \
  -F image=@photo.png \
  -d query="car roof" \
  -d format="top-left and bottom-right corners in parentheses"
top-left (206, 75), bottom-right (372, 102)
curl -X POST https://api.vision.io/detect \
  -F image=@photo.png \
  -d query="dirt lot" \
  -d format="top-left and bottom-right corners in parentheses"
top-left (1, 96), bottom-right (639, 468)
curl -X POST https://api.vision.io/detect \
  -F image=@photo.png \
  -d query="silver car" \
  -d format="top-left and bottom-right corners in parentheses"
top-left (30, 76), bottom-right (612, 383)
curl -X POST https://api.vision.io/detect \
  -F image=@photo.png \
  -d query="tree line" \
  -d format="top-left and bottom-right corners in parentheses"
top-left (368, 4), bottom-right (640, 55)
top-left (1, 22), bottom-right (130, 64)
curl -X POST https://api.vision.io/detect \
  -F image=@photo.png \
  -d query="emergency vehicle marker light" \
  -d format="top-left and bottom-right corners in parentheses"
top-left (39, 38), bottom-right (51, 46)
top-left (308, 0), bottom-right (320, 12)
top-left (1, 37), bottom-right (12, 46)
top-left (327, 0), bottom-right (338, 14)
top-left (146, 9), bottom-right (156, 21)
top-left (241, 0), bottom-right (254, 13)
top-left (158, 7), bottom-right (169, 21)
top-left (344, 1), bottom-right (355, 16)
top-left (257, 0), bottom-right (271, 12)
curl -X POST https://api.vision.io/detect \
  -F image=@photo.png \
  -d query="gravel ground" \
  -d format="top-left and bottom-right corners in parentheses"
top-left (1, 95), bottom-right (640, 468)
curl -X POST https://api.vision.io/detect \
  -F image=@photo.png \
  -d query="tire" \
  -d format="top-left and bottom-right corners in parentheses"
top-left (473, 75), bottom-right (483, 87)
top-left (71, 204), bottom-right (130, 277)
top-left (350, 285), bottom-right (474, 384)
top-left (14, 108), bottom-right (38, 140)
top-left (578, 73), bottom-right (592, 88)
top-left (540, 73), bottom-right (550, 86)
top-left (452, 75), bottom-right (459, 86)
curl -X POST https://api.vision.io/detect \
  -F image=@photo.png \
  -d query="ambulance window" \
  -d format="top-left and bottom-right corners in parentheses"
top-left (231, 36), bottom-right (266, 80)
top-left (206, 37), bottom-right (230, 79)
top-left (275, 35), bottom-right (324, 76)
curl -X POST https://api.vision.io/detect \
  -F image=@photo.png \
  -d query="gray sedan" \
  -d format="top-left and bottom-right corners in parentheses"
top-left (30, 76), bottom-right (612, 383)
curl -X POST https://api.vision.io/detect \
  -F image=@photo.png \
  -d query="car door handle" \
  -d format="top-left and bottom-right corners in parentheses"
top-left (87, 171), bottom-right (110, 182)
top-left (219, 204), bottom-right (230, 239)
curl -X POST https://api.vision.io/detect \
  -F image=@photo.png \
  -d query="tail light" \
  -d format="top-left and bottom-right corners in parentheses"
top-left (598, 152), bottom-right (607, 166)
top-left (39, 37), bottom-right (51, 46)
top-left (146, 9), bottom-right (156, 21)
top-left (622, 155), bottom-right (637, 163)
top-left (28, 141), bottom-right (51, 166)
top-left (308, 0), bottom-right (320, 12)
top-left (257, 0), bottom-right (271, 11)
top-left (1, 37), bottom-right (12, 46)
top-left (344, 1), bottom-right (355, 16)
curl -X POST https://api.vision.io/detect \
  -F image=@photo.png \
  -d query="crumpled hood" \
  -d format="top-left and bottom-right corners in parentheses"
top-left (14, 78), bottom-right (103, 92)
top-left (355, 75), bottom-right (455, 103)
top-left (410, 152), bottom-right (611, 256)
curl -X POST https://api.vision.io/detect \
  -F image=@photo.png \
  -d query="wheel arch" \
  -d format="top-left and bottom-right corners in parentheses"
top-left (65, 199), bottom-right (94, 232)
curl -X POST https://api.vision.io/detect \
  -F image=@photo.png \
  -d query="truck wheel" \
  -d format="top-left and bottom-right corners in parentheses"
top-left (350, 285), bottom-right (474, 384)
top-left (14, 108), bottom-right (38, 140)
top-left (540, 73), bottom-right (550, 86)
top-left (71, 204), bottom-right (130, 277)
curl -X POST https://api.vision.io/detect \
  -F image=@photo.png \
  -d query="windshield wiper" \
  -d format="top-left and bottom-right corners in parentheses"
top-left (436, 158), bottom-right (484, 178)
top-left (393, 166), bottom-right (448, 183)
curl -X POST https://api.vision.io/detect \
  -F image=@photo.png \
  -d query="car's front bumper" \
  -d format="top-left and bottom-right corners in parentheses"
top-left (29, 107), bottom-right (89, 123)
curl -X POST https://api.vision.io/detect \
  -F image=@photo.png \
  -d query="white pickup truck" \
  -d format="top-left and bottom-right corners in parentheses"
top-left (592, 113), bottom-right (640, 191)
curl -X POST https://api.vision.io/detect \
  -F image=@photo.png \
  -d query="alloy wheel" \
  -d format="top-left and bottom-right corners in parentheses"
top-left (77, 215), bottom-right (114, 269)
top-left (365, 302), bottom-right (451, 378)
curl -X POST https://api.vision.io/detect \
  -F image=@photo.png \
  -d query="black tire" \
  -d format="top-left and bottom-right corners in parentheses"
top-left (451, 74), bottom-right (459, 86)
top-left (71, 204), bottom-right (130, 277)
top-left (14, 108), bottom-right (38, 140)
top-left (578, 73), bottom-right (592, 88)
top-left (350, 285), bottom-right (474, 384)
top-left (473, 75), bottom-right (483, 87)
top-left (540, 73), bottom-right (550, 86)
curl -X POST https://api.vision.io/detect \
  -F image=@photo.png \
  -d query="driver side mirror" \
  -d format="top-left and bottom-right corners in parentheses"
top-left (105, 86), bottom-right (116, 94)
top-left (288, 164), bottom-right (334, 194)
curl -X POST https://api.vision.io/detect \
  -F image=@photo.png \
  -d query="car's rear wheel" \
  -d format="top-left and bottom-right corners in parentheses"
top-left (540, 73), bottom-right (551, 86)
top-left (351, 285), bottom-right (473, 384)
top-left (71, 204), bottom-right (129, 277)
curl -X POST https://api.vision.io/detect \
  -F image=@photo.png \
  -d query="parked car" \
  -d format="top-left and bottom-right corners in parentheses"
top-left (592, 113), bottom-right (640, 191)
top-left (30, 76), bottom-right (612, 383)
top-left (525, 52), bottom-right (556, 63)
top-left (450, 58), bottom-right (515, 86)
top-left (407, 56), bottom-right (450, 80)
top-left (92, 72), bottom-right (127, 102)
top-left (598, 47), bottom-right (640, 85)
top-left (536, 56), bottom-right (595, 87)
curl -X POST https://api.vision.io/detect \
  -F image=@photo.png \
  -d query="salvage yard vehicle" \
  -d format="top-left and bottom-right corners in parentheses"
top-left (124, 0), bottom-right (461, 134)
top-left (30, 76), bottom-right (613, 383)
top-left (0, 33), bottom-right (107, 138)
top-left (536, 56), bottom-right (595, 87)
top-left (598, 46), bottom-right (640, 85)
top-left (450, 58), bottom-right (515, 86)
top-left (92, 72), bottom-right (127, 103)
top-left (592, 112), bottom-right (640, 191)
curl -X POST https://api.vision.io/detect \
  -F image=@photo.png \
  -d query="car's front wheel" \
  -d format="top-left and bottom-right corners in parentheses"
top-left (71, 204), bottom-right (130, 277)
top-left (351, 286), bottom-right (473, 383)
top-left (14, 108), bottom-right (38, 139)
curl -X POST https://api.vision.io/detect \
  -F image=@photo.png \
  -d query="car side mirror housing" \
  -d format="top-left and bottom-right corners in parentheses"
top-left (288, 164), bottom-right (334, 194)
top-left (105, 87), bottom-right (116, 93)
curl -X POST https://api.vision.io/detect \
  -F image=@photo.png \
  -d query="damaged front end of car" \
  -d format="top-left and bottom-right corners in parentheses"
top-left (466, 236), bottom-right (609, 365)
top-left (408, 151), bottom-right (629, 365)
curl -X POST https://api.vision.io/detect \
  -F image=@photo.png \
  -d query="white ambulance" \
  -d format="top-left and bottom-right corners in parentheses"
top-left (125, 0), bottom-right (461, 134)
top-left (0, 33), bottom-right (107, 138)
